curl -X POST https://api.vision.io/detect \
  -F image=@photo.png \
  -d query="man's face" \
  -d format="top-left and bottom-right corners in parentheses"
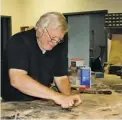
top-left (37, 27), bottom-right (65, 51)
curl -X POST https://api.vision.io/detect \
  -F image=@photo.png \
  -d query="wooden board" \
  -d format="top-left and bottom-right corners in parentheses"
top-left (1, 74), bottom-right (122, 119)
top-left (1, 93), bottom-right (122, 119)
top-left (109, 34), bottom-right (122, 65)
top-left (105, 34), bottom-right (122, 73)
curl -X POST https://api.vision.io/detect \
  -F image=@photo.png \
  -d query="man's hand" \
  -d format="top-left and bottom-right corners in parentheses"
top-left (53, 94), bottom-right (82, 108)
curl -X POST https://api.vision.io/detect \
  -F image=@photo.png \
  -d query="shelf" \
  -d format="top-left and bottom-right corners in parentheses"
top-left (105, 13), bottom-right (122, 28)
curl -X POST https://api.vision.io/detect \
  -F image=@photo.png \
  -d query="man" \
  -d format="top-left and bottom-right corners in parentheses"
top-left (1, 12), bottom-right (82, 108)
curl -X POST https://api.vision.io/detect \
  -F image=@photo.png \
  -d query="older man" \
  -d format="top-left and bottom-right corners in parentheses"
top-left (2, 12), bottom-right (82, 108)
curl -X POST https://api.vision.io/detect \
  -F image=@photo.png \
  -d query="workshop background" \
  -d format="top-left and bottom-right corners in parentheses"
top-left (1, 0), bottom-right (122, 71)
top-left (1, 0), bottom-right (122, 119)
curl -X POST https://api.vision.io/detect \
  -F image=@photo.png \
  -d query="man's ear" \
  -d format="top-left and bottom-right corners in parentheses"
top-left (38, 27), bottom-right (45, 33)
top-left (36, 27), bottom-right (45, 38)
top-left (35, 26), bottom-right (37, 30)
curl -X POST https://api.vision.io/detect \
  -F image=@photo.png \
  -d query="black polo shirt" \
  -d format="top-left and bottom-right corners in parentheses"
top-left (1, 28), bottom-right (68, 101)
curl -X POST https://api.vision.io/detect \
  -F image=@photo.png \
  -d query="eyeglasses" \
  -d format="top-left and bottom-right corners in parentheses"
top-left (45, 28), bottom-right (64, 44)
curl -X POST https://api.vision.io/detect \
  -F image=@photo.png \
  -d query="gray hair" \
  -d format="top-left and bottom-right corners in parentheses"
top-left (35, 12), bottom-right (68, 33)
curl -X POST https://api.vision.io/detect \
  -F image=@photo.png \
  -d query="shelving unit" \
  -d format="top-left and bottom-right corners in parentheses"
top-left (105, 13), bottom-right (122, 28)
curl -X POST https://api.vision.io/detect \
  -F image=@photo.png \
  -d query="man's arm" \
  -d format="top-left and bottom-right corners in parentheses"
top-left (54, 76), bottom-right (71, 95)
top-left (9, 69), bottom-right (61, 100)
top-left (9, 69), bottom-right (82, 108)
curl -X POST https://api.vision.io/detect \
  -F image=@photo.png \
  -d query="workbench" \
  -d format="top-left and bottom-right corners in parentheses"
top-left (1, 74), bottom-right (122, 119)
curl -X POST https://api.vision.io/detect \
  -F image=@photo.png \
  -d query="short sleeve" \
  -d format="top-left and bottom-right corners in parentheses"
top-left (7, 35), bottom-right (29, 72)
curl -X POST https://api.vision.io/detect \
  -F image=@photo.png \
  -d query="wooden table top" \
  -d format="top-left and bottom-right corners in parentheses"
top-left (1, 74), bottom-right (122, 119)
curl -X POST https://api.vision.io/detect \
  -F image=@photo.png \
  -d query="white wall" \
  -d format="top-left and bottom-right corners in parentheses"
top-left (40, 0), bottom-right (122, 13)
top-left (23, 0), bottom-right (122, 28)
top-left (1, 0), bottom-right (122, 34)
top-left (108, 39), bottom-right (112, 61)
top-left (1, 0), bottom-right (26, 34)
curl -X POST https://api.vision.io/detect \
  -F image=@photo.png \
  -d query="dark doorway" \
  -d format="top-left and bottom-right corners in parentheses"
top-left (1, 16), bottom-right (12, 84)
top-left (1, 16), bottom-right (12, 60)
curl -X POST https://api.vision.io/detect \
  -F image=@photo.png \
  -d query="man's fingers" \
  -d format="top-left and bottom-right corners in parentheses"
top-left (58, 94), bottom-right (82, 108)
top-left (74, 99), bottom-right (82, 106)
top-left (73, 95), bottom-right (82, 106)
top-left (69, 101), bottom-right (74, 107)
top-left (61, 99), bottom-right (74, 108)
top-left (61, 103), bottom-right (69, 108)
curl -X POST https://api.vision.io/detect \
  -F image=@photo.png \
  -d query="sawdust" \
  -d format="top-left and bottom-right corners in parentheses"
top-left (1, 74), bottom-right (122, 119)
top-left (1, 92), bottom-right (122, 119)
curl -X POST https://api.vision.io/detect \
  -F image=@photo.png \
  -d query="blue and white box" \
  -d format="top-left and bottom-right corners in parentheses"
top-left (80, 67), bottom-right (91, 88)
